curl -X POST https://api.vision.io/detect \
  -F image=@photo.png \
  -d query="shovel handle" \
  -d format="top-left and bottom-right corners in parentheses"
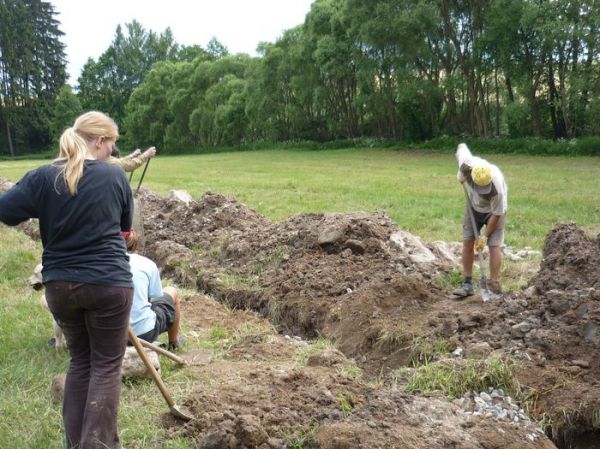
top-left (128, 327), bottom-right (175, 408)
top-left (135, 159), bottom-right (151, 195)
top-left (138, 338), bottom-right (187, 365)
top-left (462, 184), bottom-right (488, 283)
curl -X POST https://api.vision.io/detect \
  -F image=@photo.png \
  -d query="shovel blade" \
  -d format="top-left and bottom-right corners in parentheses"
top-left (170, 404), bottom-right (193, 421)
top-left (479, 279), bottom-right (500, 302)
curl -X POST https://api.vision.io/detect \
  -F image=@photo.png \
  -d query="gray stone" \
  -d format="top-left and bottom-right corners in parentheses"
top-left (511, 321), bottom-right (532, 338)
top-left (167, 189), bottom-right (194, 205)
top-left (121, 346), bottom-right (160, 378)
top-left (467, 342), bottom-right (492, 359)
top-left (50, 373), bottom-right (66, 404)
top-left (345, 239), bottom-right (366, 254)
top-left (318, 228), bottom-right (344, 245)
top-left (570, 359), bottom-right (590, 369)
top-left (479, 392), bottom-right (492, 403)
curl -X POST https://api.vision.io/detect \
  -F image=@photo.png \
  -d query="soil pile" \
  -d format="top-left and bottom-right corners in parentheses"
top-left (140, 189), bottom-right (458, 372)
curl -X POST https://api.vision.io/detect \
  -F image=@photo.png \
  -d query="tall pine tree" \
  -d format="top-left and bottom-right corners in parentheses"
top-left (0, 0), bottom-right (66, 155)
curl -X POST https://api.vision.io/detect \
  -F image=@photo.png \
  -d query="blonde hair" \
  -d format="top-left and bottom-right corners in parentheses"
top-left (125, 229), bottom-right (140, 252)
top-left (55, 111), bottom-right (119, 194)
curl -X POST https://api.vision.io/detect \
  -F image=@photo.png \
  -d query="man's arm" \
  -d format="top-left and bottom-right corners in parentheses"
top-left (109, 147), bottom-right (156, 172)
top-left (485, 215), bottom-right (501, 238)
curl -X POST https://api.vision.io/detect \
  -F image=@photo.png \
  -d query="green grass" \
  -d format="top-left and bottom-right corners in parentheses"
top-left (0, 227), bottom-right (191, 449)
top-left (1, 148), bottom-right (598, 249)
top-left (405, 356), bottom-right (520, 400)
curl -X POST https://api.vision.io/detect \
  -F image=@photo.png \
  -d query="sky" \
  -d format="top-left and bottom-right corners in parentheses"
top-left (50, 0), bottom-right (315, 85)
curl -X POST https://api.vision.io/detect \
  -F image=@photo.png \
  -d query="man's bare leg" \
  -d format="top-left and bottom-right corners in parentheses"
top-left (462, 239), bottom-right (475, 277)
top-left (489, 245), bottom-right (502, 281)
top-left (163, 286), bottom-right (180, 345)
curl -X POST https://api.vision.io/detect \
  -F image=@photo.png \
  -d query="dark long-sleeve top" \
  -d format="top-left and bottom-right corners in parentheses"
top-left (0, 160), bottom-right (134, 288)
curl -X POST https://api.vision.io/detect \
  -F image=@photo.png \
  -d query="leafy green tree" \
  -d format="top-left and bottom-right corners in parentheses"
top-left (124, 61), bottom-right (177, 150)
top-left (51, 85), bottom-right (82, 143)
top-left (206, 37), bottom-right (229, 58)
top-left (305, 0), bottom-right (360, 138)
top-left (189, 74), bottom-right (248, 146)
top-left (77, 20), bottom-right (178, 124)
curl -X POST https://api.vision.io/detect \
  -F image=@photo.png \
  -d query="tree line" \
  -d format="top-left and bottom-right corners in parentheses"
top-left (1, 0), bottom-right (599, 155)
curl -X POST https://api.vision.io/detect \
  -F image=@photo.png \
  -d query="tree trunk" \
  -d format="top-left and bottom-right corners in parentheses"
top-left (494, 66), bottom-right (500, 136)
top-left (505, 76), bottom-right (514, 103)
top-left (6, 119), bottom-right (15, 156)
top-left (529, 89), bottom-right (542, 138)
top-left (547, 60), bottom-right (568, 139)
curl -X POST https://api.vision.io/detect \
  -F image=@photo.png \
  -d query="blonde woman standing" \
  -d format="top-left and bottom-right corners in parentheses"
top-left (0, 111), bottom-right (134, 449)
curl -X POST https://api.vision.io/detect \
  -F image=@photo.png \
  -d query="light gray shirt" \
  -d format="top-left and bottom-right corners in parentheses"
top-left (456, 143), bottom-right (508, 215)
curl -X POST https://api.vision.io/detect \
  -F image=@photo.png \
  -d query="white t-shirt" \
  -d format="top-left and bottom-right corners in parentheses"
top-left (456, 143), bottom-right (508, 215)
top-left (128, 252), bottom-right (163, 335)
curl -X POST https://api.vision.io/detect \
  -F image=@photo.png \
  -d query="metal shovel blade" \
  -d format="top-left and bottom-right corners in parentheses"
top-left (478, 276), bottom-right (500, 302)
top-left (479, 278), bottom-right (493, 302)
top-left (170, 404), bottom-right (193, 421)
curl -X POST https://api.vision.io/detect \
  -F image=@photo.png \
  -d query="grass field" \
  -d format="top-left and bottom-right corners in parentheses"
top-left (0, 147), bottom-right (598, 447)
top-left (1, 148), bottom-right (598, 249)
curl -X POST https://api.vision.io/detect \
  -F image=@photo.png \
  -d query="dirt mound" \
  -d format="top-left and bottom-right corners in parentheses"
top-left (140, 189), bottom-right (457, 373)
top-left (533, 222), bottom-right (600, 292)
top-left (6, 176), bottom-right (595, 448)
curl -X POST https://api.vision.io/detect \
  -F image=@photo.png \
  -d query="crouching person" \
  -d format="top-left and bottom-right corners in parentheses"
top-left (123, 230), bottom-right (182, 350)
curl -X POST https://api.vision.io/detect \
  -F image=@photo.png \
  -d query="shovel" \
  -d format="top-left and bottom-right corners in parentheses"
top-left (462, 185), bottom-right (498, 302)
top-left (128, 327), bottom-right (193, 421)
top-left (138, 338), bottom-right (187, 366)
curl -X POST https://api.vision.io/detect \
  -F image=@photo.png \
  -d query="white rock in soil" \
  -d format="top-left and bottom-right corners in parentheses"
top-left (167, 189), bottom-right (194, 205)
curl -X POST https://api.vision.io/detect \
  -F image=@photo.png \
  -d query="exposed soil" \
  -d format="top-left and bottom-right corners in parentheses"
top-left (3, 177), bottom-right (599, 448)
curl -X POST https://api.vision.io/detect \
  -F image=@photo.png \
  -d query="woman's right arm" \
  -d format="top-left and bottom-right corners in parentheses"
top-left (0, 171), bottom-right (39, 225)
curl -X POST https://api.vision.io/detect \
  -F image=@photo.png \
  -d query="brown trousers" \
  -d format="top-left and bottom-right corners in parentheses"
top-left (45, 281), bottom-right (133, 449)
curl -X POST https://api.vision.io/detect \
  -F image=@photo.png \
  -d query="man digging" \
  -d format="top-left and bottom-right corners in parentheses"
top-left (453, 143), bottom-right (508, 298)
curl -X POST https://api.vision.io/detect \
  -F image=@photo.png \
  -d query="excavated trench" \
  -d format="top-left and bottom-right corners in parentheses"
top-left (135, 190), bottom-right (600, 448)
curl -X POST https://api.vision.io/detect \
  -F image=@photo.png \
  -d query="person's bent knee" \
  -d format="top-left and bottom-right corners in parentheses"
top-left (163, 286), bottom-right (179, 304)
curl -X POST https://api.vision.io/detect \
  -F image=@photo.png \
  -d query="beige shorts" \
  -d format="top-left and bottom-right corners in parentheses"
top-left (462, 207), bottom-right (505, 246)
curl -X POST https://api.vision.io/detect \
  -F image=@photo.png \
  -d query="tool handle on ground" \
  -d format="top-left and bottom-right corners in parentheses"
top-left (135, 159), bottom-right (151, 195)
top-left (128, 327), bottom-right (175, 408)
top-left (138, 338), bottom-right (187, 365)
top-left (462, 185), bottom-right (488, 282)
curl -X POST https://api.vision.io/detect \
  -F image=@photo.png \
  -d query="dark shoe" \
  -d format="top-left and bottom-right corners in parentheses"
top-left (452, 282), bottom-right (474, 297)
top-left (167, 335), bottom-right (185, 352)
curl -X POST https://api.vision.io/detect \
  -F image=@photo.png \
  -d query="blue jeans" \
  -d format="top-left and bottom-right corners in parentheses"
top-left (45, 281), bottom-right (133, 449)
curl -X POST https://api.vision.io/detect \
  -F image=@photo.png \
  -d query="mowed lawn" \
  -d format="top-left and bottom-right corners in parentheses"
top-left (1, 148), bottom-right (598, 249)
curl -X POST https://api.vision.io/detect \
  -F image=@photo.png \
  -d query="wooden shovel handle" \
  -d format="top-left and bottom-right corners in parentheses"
top-left (138, 338), bottom-right (187, 365)
top-left (128, 327), bottom-right (175, 408)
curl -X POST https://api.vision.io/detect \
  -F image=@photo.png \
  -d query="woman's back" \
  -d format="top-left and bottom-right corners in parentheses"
top-left (0, 160), bottom-right (133, 287)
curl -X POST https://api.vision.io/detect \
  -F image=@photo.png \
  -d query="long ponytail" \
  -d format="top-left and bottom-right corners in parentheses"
top-left (56, 128), bottom-right (88, 194)
top-left (55, 111), bottom-right (119, 195)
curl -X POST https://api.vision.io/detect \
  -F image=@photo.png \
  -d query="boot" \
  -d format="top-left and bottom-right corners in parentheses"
top-left (452, 281), bottom-right (474, 297)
